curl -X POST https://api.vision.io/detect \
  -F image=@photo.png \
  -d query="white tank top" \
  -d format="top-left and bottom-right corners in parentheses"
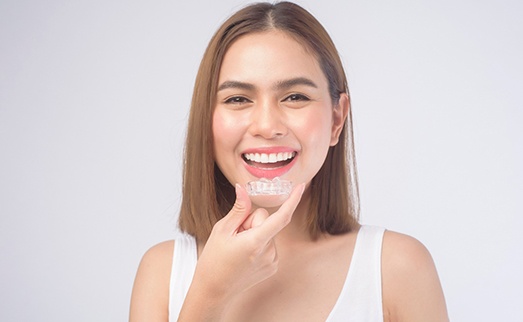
top-left (169, 225), bottom-right (385, 321)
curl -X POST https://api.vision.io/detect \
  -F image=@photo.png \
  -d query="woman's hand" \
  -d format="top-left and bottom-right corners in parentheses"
top-left (178, 182), bottom-right (305, 321)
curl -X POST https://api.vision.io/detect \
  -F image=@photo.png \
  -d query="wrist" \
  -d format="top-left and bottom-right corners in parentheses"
top-left (178, 271), bottom-right (233, 321)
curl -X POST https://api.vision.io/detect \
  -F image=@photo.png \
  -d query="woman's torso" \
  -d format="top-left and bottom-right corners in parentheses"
top-left (169, 225), bottom-right (385, 321)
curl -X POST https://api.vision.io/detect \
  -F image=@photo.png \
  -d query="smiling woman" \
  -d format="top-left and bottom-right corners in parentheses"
top-left (129, 2), bottom-right (449, 322)
top-left (213, 30), bottom-right (341, 207)
top-left (179, 3), bottom-right (358, 241)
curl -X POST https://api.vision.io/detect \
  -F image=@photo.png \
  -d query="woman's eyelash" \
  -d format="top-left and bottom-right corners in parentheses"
top-left (284, 94), bottom-right (310, 102)
top-left (223, 94), bottom-right (309, 104)
top-left (224, 96), bottom-right (252, 104)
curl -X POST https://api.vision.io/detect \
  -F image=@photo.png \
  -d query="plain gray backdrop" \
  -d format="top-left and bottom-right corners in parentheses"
top-left (1, 0), bottom-right (522, 321)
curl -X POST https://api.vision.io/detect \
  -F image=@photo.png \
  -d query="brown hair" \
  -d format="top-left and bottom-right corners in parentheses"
top-left (179, 1), bottom-right (359, 241)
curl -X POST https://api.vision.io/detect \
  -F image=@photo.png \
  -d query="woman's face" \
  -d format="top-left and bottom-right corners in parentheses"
top-left (212, 30), bottom-right (346, 196)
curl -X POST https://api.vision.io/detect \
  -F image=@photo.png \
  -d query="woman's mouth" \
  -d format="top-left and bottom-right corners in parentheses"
top-left (242, 151), bottom-right (296, 169)
top-left (241, 150), bottom-right (297, 179)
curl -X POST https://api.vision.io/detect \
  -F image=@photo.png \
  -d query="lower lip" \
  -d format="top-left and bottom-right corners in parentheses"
top-left (243, 155), bottom-right (297, 179)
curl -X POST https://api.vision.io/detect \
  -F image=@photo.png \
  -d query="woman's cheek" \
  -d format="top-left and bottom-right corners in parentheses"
top-left (293, 110), bottom-right (332, 141)
top-left (213, 110), bottom-right (248, 151)
top-left (213, 111), bottom-right (234, 138)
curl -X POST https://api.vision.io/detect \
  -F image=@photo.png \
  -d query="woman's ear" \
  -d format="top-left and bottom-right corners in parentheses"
top-left (330, 93), bottom-right (349, 146)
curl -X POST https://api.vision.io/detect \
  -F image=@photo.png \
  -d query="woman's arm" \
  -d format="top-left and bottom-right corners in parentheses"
top-left (129, 241), bottom-right (173, 322)
top-left (382, 231), bottom-right (449, 322)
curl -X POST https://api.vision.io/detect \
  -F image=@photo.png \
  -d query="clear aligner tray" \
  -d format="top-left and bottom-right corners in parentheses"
top-left (246, 177), bottom-right (292, 196)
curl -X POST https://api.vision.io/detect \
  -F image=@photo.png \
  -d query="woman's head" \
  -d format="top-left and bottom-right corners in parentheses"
top-left (179, 1), bottom-right (359, 240)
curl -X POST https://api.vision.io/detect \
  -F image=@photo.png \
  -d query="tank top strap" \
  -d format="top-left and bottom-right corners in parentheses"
top-left (327, 225), bottom-right (386, 321)
top-left (168, 234), bottom-right (197, 321)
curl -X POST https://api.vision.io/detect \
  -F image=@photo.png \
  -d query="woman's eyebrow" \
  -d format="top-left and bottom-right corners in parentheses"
top-left (217, 77), bottom-right (318, 92)
top-left (217, 80), bottom-right (255, 92)
top-left (274, 77), bottom-right (318, 90)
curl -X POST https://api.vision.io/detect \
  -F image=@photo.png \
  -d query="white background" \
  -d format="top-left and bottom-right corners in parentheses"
top-left (1, 0), bottom-right (521, 321)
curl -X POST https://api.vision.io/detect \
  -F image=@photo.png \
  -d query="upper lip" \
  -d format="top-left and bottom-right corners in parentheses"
top-left (241, 146), bottom-right (297, 154)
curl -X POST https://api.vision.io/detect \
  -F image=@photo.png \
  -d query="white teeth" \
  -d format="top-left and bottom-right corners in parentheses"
top-left (243, 151), bottom-right (296, 164)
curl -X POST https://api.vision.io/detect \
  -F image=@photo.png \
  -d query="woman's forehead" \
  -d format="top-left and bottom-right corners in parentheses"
top-left (218, 30), bottom-right (327, 90)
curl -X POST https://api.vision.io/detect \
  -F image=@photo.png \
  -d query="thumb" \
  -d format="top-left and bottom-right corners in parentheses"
top-left (239, 208), bottom-right (270, 233)
top-left (221, 183), bottom-right (252, 231)
top-left (250, 209), bottom-right (269, 228)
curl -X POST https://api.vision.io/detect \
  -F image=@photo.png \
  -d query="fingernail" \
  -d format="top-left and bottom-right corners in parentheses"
top-left (300, 183), bottom-right (306, 194)
top-left (235, 183), bottom-right (241, 195)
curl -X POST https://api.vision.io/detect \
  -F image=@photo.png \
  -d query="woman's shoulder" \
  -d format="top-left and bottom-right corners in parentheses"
top-left (137, 239), bottom-right (176, 284)
top-left (382, 230), bottom-right (432, 267)
top-left (143, 240), bottom-right (175, 261)
top-left (137, 240), bottom-right (176, 278)
top-left (381, 230), bottom-right (449, 321)
top-left (129, 240), bottom-right (175, 322)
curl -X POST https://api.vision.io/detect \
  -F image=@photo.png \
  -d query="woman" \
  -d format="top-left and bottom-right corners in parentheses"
top-left (130, 2), bottom-right (449, 321)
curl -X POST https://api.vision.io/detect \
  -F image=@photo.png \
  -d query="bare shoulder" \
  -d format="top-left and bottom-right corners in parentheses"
top-left (382, 231), bottom-right (433, 271)
top-left (381, 230), bottom-right (449, 322)
top-left (140, 240), bottom-right (175, 269)
top-left (129, 240), bottom-right (175, 322)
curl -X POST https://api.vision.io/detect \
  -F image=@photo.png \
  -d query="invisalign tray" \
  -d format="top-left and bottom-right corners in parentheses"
top-left (245, 177), bottom-right (293, 208)
top-left (246, 177), bottom-right (292, 196)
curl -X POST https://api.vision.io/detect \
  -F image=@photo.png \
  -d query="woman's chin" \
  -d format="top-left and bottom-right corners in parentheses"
top-left (249, 193), bottom-right (290, 209)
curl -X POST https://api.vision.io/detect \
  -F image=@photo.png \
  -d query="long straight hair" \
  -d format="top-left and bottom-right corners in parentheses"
top-left (179, 1), bottom-right (359, 241)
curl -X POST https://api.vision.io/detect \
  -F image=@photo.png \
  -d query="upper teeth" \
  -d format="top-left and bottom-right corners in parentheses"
top-left (243, 151), bottom-right (296, 164)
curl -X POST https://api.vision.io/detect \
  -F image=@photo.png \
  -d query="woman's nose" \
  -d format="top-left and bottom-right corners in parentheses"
top-left (248, 101), bottom-right (287, 139)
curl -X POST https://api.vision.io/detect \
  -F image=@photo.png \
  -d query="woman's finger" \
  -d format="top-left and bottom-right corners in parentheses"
top-left (239, 207), bottom-right (270, 233)
top-left (253, 183), bottom-right (305, 241)
top-left (219, 184), bottom-right (252, 233)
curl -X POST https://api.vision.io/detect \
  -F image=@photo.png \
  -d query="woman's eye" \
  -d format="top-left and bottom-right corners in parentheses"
top-left (284, 94), bottom-right (310, 102)
top-left (224, 96), bottom-right (251, 104)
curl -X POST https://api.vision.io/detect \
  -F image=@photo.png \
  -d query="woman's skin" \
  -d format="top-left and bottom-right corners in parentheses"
top-left (129, 30), bottom-right (449, 322)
